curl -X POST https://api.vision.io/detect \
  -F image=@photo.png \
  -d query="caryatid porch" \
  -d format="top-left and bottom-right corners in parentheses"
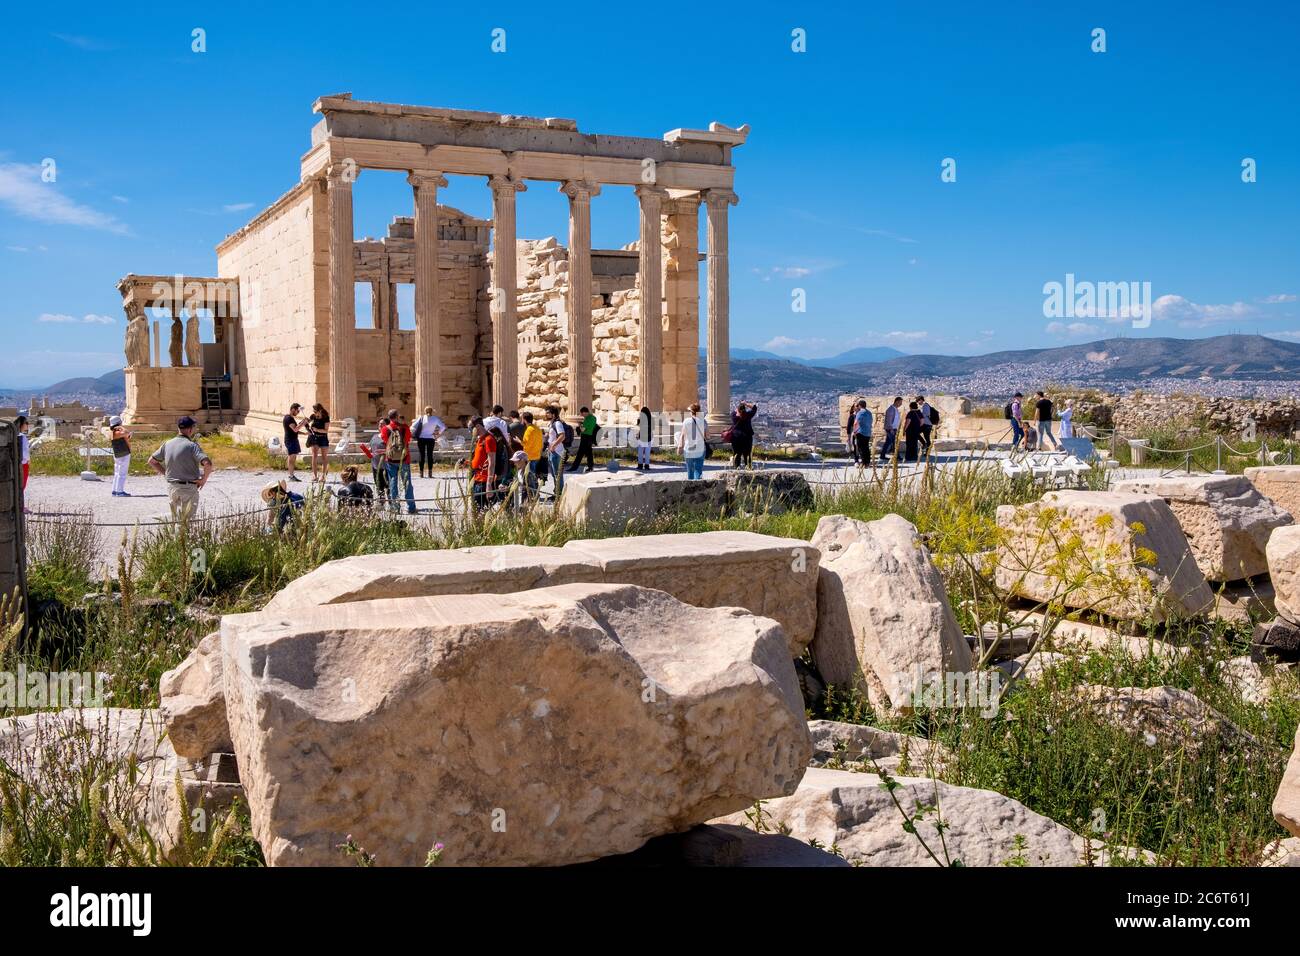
top-left (305, 94), bottom-right (747, 431)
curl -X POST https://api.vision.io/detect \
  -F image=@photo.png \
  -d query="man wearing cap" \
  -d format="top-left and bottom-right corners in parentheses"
top-left (108, 415), bottom-right (133, 497)
top-left (148, 416), bottom-right (213, 521)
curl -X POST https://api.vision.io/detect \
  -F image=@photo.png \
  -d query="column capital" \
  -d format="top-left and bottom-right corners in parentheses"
top-left (488, 174), bottom-right (527, 196)
top-left (407, 169), bottom-right (449, 190)
top-left (665, 194), bottom-right (702, 216)
top-left (326, 160), bottom-right (359, 186)
top-left (703, 187), bottom-right (739, 208)
top-left (560, 180), bottom-right (601, 202)
top-left (634, 183), bottom-right (670, 205)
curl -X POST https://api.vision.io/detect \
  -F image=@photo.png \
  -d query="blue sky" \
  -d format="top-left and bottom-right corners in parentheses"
top-left (1, 0), bottom-right (1297, 384)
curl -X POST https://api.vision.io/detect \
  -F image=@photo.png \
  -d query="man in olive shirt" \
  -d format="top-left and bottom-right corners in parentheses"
top-left (148, 416), bottom-right (213, 521)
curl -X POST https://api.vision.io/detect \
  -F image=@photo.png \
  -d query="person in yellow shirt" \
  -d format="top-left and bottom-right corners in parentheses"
top-left (520, 411), bottom-right (544, 500)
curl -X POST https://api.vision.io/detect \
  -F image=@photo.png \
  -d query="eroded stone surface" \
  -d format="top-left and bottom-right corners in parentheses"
top-left (263, 531), bottom-right (819, 654)
top-left (712, 767), bottom-right (1081, 867)
top-left (1276, 724), bottom-right (1300, 839)
top-left (1245, 465), bottom-right (1300, 522)
top-left (806, 719), bottom-right (951, 775)
top-left (1072, 685), bottom-right (1255, 754)
top-left (1113, 475), bottom-right (1291, 582)
top-left (995, 491), bottom-right (1214, 623)
top-left (222, 583), bottom-right (811, 867)
top-left (810, 514), bottom-right (974, 711)
top-left (557, 469), bottom-right (813, 527)
top-left (1267, 525), bottom-right (1300, 625)
top-left (160, 631), bottom-right (230, 760)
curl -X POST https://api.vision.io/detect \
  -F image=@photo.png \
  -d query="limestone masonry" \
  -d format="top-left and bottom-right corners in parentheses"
top-left (115, 94), bottom-right (748, 437)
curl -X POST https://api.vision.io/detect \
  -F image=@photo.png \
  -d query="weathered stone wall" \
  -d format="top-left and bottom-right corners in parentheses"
top-left (515, 236), bottom-right (692, 421)
top-left (353, 210), bottom-right (491, 422)
top-left (1055, 390), bottom-right (1300, 438)
top-left (516, 238), bottom-right (647, 419)
top-left (218, 181), bottom-right (326, 438)
top-left (1111, 394), bottom-right (1300, 438)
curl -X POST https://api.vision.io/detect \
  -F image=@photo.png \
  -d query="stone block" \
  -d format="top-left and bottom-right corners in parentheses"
top-left (1113, 475), bottom-right (1292, 581)
top-left (995, 491), bottom-right (1214, 622)
top-left (221, 583), bottom-right (810, 866)
top-left (1245, 465), bottom-right (1300, 521)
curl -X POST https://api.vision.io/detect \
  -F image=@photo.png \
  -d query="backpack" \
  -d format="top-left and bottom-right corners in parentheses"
top-left (384, 425), bottom-right (408, 463)
top-left (929, 406), bottom-right (940, 426)
top-left (561, 420), bottom-right (575, 450)
top-left (1003, 402), bottom-right (1013, 420)
top-left (411, 416), bottom-right (424, 440)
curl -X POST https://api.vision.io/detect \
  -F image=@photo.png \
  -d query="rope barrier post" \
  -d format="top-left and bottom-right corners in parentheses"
top-left (1215, 435), bottom-right (1222, 473)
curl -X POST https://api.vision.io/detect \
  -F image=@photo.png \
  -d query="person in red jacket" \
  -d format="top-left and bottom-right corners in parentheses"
top-left (379, 409), bottom-right (416, 515)
top-left (462, 417), bottom-right (496, 512)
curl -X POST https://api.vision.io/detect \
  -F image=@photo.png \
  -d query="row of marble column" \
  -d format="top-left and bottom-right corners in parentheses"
top-left (325, 163), bottom-right (736, 428)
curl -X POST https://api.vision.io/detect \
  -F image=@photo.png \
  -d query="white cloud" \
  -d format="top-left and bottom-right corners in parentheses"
top-left (885, 330), bottom-right (928, 341)
top-left (7, 245), bottom-right (28, 253)
top-left (1262, 293), bottom-right (1297, 304)
top-left (0, 163), bottom-right (130, 234)
top-left (51, 33), bottom-right (114, 51)
top-left (752, 265), bottom-right (814, 282)
top-left (111, 195), bottom-right (129, 204)
top-left (38, 312), bottom-right (115, 325)
top-left (1152, 294), bottom-right (1255, 328)
top-left (223, 202), bottom-right (255, 212)
top-left (761, 335), bottom-right (832, 355)
top-left (1046, 320), bottom-right (1102, 338)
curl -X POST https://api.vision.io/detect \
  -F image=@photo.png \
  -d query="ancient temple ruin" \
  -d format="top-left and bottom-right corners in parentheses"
top-left (116, 94), bottom-right (746, 439)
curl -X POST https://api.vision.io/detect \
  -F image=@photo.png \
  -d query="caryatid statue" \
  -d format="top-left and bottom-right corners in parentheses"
top-left (185, 312), bottom-right (202, 367)
top-left (124, 307), bottom-right (150, 367)
top-left (168, 315), bottom-right (184, 367)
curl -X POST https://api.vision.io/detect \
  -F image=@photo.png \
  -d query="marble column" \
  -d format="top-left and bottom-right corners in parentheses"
top-left (663, 195), bottom-right (701, 412)
top-left (225, 316), bottom-right (236, 377)
top-left (327, 162), bottom-right (358, 430)
top-left (704, 188), bottom-right (738, 429)
top-left (489, 175), bottom-right (526, 409)
top-left (409, 170), bottom-right (448, 415)
top-left (635, 184), bottom-right (668, 413)
top-left (561, 180), bottom-right (600, 422)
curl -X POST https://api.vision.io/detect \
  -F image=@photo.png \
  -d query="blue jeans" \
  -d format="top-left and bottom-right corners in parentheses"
top-left (1038, 421), bottom-right (1056, 448)
top-left (386, 461), bottom-right (416, 513)
top-left (880, 429), bottom-right (897, 459)
top-left (1010, 419), bottom-right (1024, 446)
top-left (685, 456), bottom-right (704, 480)
top-left (549, 451), bottom-right (566, 497)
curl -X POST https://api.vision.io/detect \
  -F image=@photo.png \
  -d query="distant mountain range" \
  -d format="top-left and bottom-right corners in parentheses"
top-left (7, 335), bottom-right (1300, 403)
top-left (838, 334), bottom-right (1300, 381)
top-left (720, 346), bottom-right (906, 367)
top-left (705, 334), bottom-right (1300, 395)
top-left (0, 369), bottom-right (125, 398)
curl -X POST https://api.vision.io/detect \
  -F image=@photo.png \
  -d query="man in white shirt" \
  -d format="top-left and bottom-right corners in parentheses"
top-left (676, 403), bottom-right (708, 479)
